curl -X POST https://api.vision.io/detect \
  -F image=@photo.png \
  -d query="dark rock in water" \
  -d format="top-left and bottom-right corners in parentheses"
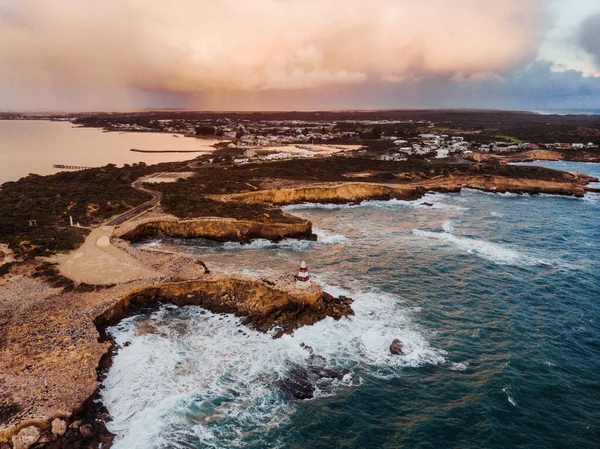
top-left (279, 364), bottom-right (316, 400)
top-left (390, 338), bottom-right (404, 355)
top-left (313, 367), bottom-right (347, 380)
top-left (421, 202), bottom-right (434, 207)
top-left (279, 354), bottom-right (350, 400)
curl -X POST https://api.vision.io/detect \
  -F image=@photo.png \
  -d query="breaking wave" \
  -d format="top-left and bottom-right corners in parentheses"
top-left (220, 228), bottom-right (347, 250)
top-left (411, 223), bottom-right (550, 267)
top-left (282, 193), bottom-right (468, 212)
top-left (102, 282), bottom-right (445, 449)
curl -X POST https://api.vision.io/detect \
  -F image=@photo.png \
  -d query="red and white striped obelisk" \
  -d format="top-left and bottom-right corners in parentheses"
top-left (296, 261), bottom-right (311, 289)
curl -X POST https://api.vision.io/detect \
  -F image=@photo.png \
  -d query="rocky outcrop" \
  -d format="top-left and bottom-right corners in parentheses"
top-left (500, 150), bottom-right (563, 163)
top-left (280, 361), bottom-right (349, 400)
top-left (222, 182), bottom-right (425, 205)
top-left (0, 274), bottom-right (353, 448)
top-left (221, 175), bottom-right (593, 206)
top-left (95, 277), bottom-right (353, 338)
top-left (390, 339), bottom-right (404, 355)
top-left (11, 426), bottom-right (40, 449)
top-left (420, 175), bottom-right (591, 198)
top-left (119, 216), bottom-right (313, 243)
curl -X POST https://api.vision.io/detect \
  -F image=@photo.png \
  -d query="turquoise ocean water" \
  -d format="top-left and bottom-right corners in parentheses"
top-left (102, 161), bottom-right (600, 449)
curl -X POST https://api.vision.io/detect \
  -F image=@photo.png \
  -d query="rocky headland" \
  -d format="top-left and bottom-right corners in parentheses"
top-left (119, 214), bottom-right (313, 243)
top-left (0, 252), bottom-right (353, 448)
top-left (1, 153), bottom-right (599, 448)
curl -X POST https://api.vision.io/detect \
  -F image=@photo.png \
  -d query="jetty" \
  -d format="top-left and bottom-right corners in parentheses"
top-left (130, 148), bottom-right (209, 153)
top-left (53, 164), bottom-right (94, 170)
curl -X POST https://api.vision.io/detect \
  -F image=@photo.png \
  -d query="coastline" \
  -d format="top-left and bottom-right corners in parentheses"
top-left (1, 155), bottom-right (599, 448)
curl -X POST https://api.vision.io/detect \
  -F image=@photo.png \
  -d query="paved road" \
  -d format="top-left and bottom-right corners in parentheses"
top-left (105, 173), bottom-right (164, 226)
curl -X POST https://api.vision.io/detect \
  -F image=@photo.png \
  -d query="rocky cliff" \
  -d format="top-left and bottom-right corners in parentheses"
top-left (222, 175), bottom-right (592, 205)
top-left (222, 182), bottom-right (425, 204)
top-left (95, 276), bottom-right (353, 338)
top-left (0, 274), bottom-right (353, 447)
top-left (119, 216), bottom-right (313, 243)
top-left (420, 174), bottom-right (592, 197)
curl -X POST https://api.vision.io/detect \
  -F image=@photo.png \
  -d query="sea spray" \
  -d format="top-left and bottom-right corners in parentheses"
top-left (103, 281), bottom-right (444, 448)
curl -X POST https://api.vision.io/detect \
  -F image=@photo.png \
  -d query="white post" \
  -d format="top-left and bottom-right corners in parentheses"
top-left (69, 215), bottom-right (73, 227)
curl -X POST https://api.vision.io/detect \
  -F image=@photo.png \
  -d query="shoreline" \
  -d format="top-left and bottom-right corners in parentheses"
top-left (1, 160), bottom-right (599, 448)
top-left (0, 239), bottom-right (352, 447)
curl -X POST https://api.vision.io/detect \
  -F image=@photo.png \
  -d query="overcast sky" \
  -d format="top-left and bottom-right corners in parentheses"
top-left (1, 0), bottom-right (599, 111)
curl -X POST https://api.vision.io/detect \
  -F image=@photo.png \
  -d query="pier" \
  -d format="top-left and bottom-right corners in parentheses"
top-left (53, 164), bottom-right (94, 170)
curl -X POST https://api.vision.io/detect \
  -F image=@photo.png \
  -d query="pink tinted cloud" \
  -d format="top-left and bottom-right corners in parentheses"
top-left (0, 0), bottom-right (544, 107)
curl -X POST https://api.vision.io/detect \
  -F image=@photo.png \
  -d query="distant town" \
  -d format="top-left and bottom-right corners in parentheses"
top-left (2, 110), bottom-right (600, 165)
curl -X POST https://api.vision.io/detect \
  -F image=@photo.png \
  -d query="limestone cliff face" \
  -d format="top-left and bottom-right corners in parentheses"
top-left (420, 175), bottom-right (590, 198)
top-left (224, 182), bottom-right (425, 205)
top-left (119, 216), bottom-right (313, 243)
top-left (223, 176), bottom-right (590, 205)
top-left (95, 277), bottom-right (352, 337)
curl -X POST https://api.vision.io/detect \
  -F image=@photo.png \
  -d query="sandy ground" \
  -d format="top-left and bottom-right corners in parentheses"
top-left (58, 226), bottom-right (160, 285)
top-left (143, 172), bottom-right (195, 183)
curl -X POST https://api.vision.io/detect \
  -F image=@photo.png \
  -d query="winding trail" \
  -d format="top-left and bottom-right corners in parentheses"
top-left (59, 173), bottom-right (165, 284)
top-left (106, 172), bottom-right (164, 226)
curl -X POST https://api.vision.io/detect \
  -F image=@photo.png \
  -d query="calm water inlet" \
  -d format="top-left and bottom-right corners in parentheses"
top-left (0, 120), bottom-right (216, 184)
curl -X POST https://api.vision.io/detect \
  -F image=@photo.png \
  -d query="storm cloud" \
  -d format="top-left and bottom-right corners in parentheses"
top-left (580, 12), bottom-right (600, 69)
top-left (0, 0), bottom-right (545, 109)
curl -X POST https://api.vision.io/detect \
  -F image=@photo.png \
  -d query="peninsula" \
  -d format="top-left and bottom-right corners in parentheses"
top-left (1, 110), bottom-right (599, 448)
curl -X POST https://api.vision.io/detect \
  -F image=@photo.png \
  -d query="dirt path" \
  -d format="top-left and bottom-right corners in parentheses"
top-left (58, 226), bottom-right (160, 285)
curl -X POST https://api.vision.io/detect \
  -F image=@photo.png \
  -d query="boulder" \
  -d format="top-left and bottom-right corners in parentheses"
top-left (279, 356), bottom-right (349, 400)
top-left (279, 365), bottom-right (315, 400)
top-left (79, 424), bottom-right (94, 438)
top-left (135, 320), bottom-right (158, 336)
top-left (51, 418), bottom-right (68, 436)
top-left (11, 426), bottom-right (40, 449)
top-left (390, 338), bottom-right (404, 355)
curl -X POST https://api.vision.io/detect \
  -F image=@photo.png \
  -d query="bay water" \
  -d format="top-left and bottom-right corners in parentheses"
top-left (0, 120), bottom-right (216, 184)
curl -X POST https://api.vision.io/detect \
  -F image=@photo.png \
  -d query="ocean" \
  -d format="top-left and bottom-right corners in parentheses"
top-left (102, 161), bottom-right (600, 449)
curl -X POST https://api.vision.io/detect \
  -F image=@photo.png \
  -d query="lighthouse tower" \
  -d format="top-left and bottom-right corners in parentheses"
top-left (296, 261), bottom-right (311, 289)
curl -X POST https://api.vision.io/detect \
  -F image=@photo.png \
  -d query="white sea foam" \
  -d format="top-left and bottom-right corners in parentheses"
top-left (219, 228), bottom-right (347, 251)
top-left (102, 281), bottom-right (445, 449)
top-left (442, 220), bottom-right (455, 233)
top-left (140, 239), bottom-right (163, 248)
top-left (282, 193), bottom-right (468, 212)
top-left (283, 203), bottom-right (358, 211)
top-left (411, 228), bottom-right (548, 267)
top-left (450, 362), bottom-right (469, 371)
top-left (462, 188), bottom-right (524, 198)
top-left (503, 388), bottom-right (517, 407)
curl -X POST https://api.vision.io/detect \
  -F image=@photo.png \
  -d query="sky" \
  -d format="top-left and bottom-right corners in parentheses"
top-left (0, 0), bottom-right (599, 112)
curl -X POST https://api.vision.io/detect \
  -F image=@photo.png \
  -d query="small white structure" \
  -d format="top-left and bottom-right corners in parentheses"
top-left (69, 215), bottom-right (73, 227)
top-left (435, 149), bottom-right (449, 158)
top-left (296, 261), bottom-right (311, 289)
